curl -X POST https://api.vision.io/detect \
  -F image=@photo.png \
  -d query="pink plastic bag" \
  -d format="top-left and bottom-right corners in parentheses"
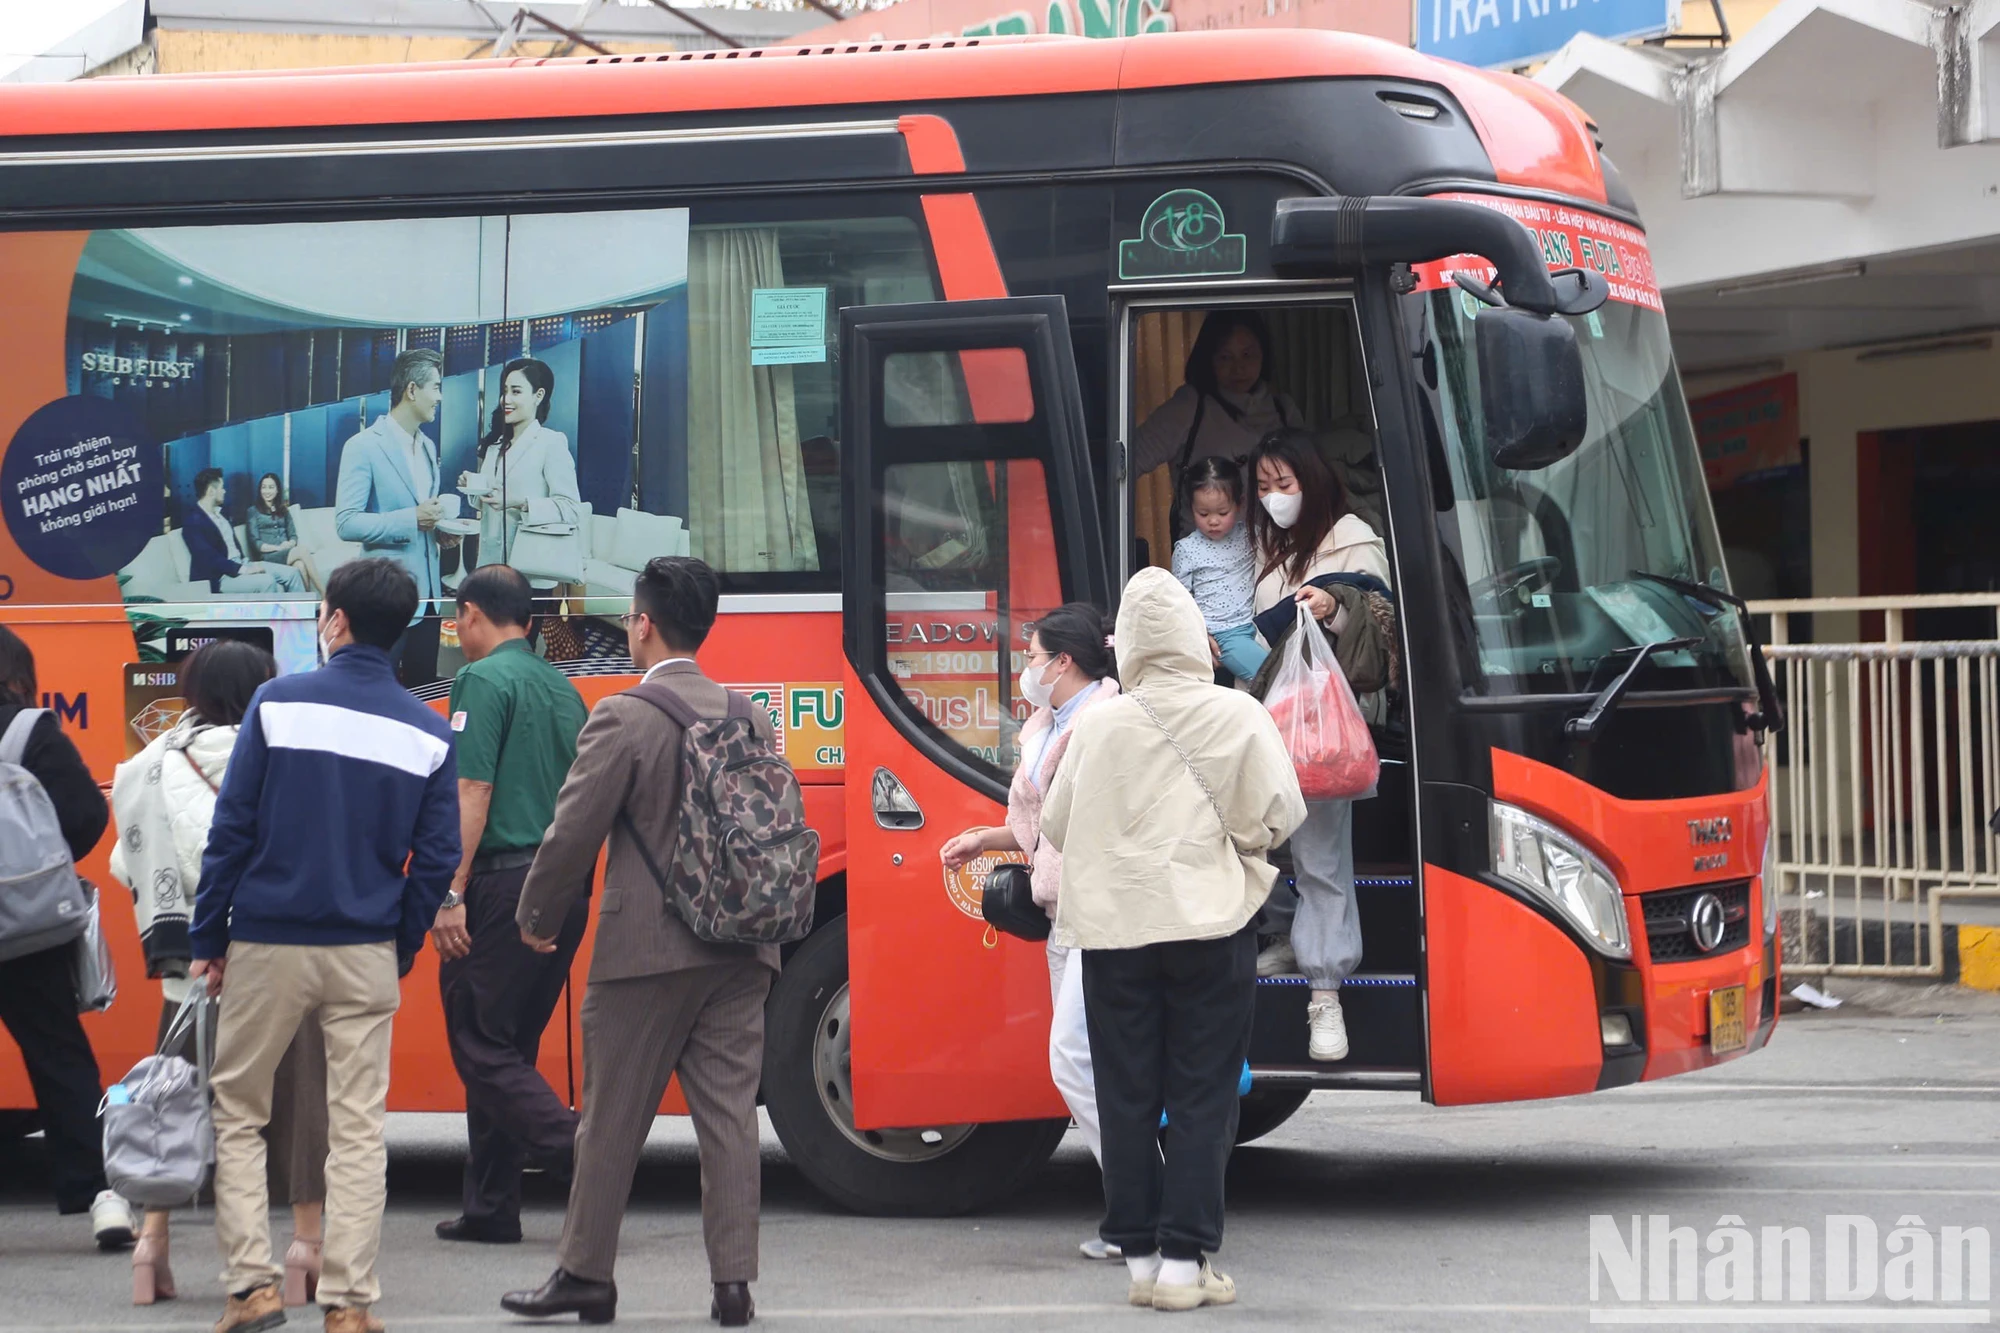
top-left (1264, 603), bottom-right (1379, 801)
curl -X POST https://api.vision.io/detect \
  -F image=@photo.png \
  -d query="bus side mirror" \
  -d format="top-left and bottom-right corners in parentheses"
top-left (1476, 306), bottom-right (1587, 470)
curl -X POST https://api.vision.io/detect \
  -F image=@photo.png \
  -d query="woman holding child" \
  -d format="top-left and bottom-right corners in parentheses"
top-left (1244, 427), bottom-right (1392, 1062)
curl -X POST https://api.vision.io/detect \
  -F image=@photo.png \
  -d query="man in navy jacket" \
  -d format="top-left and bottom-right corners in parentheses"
top-left (192, 557), bottom-right (459, 1333)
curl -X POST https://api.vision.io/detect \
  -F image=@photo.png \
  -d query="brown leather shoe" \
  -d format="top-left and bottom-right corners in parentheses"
top-left (212, 1283), bottom-right (285, 1333)
top-left (711, 1282), bottom-right (754, 1327)
top-left (323, 1306), bottom-right (383, 1333)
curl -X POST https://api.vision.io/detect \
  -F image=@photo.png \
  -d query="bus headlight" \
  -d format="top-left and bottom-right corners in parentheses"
top-left (1490, 802), bottom-right (1631, 959)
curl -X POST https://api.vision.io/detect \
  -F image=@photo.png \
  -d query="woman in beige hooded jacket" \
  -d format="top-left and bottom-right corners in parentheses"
top-left (1043, 568), bottom-right (1305, 1312)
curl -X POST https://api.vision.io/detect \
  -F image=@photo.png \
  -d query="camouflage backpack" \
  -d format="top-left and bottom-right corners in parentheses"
top-left (620, 684), bottom-right (819, 945)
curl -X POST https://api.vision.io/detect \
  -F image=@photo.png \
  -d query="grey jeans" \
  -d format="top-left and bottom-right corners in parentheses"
top-left (1257, 799), bottom-right (1362, 989)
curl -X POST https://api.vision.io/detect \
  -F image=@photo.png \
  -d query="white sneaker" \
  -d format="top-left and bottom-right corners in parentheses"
top-left (1127, 1254), bottom-right (1163, 1307)
top-left (1255, 941), bottom-right (1299, 977)
top-left (1079, 1237), bottom-right (1123, 1260)
top-left (1307, 992), bottom-right (1349, 1062)
top-left (91, 1189), bottom-right (135, 1251)
top-left (1153, 1258), bottom-right (1237, 1311)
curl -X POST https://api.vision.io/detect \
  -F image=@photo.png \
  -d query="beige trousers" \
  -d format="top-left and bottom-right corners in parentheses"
top-left (210, 941), bottom-right (399, 1309)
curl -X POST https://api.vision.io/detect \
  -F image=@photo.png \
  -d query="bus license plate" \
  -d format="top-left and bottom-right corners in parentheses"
top-left (1708, 986), bottom-right (1747, 1054)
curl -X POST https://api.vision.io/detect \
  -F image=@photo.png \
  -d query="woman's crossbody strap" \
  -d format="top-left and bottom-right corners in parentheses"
top-left (180, 746), bottom-right (220, 796)
top-left (1129, 692), bottom-right (1230, 837)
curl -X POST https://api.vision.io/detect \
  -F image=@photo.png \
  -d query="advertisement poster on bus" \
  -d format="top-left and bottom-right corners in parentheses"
top-left (0, 212), bottom-right (686, 681)
top-left (3, 209), bottom-right (854, 711)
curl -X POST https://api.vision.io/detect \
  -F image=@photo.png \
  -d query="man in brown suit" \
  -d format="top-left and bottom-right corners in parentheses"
top-left (500, 556), bottom-right (776, 1328)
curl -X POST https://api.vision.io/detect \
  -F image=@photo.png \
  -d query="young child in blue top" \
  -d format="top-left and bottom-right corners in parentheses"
top-left (1171, 455), bottom-right (1268, 683)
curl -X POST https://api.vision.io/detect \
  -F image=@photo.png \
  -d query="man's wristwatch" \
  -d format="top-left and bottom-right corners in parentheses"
top-left (440, 889), bottom-right (465, 911)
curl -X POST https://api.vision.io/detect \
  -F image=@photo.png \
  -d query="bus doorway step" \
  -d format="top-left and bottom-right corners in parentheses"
top-left (1247, 1066), bottom-right (1423, 1092)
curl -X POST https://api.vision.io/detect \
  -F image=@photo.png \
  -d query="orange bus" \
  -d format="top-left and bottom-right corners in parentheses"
top-left (0, 30), bottom-right (1781, 1216)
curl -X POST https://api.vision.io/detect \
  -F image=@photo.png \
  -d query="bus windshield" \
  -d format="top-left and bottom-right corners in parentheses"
top-left (1412, 288), bottom-right (1755, 699)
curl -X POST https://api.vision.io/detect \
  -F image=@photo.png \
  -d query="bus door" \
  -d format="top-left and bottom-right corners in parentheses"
top-left (1118, 292), bottom-right (1426, 1098)
top-left (838, 296), bottom-right (1110, 1130)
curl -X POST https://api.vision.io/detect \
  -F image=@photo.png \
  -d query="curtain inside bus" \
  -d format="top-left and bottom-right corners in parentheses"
top-left (686, 227), bottom-right (815, 573)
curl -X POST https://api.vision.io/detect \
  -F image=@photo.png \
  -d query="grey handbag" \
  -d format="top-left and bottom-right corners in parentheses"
top-left (70, 882), bottom-right (117, 1013)
top-left (504, 521), bottom-right (586, 585)
top-left (102, 990), bottom-right (214, 1208)
top-left (0, 709), bottom-right (91, 962)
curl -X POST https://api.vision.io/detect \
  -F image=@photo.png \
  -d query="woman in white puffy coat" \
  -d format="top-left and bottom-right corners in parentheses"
top-left (108, 642), bottom-right (327, 1308)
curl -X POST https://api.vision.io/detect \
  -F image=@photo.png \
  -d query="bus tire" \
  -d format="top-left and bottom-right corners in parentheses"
top-left (1234, 1086), bottom-right (1311, 1145)
top-left (763, 916), bottom-right (1069, 1217)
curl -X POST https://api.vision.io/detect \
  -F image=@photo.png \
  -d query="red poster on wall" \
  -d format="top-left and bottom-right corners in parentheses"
top-left (1688, 374), bottom-right (1801, 490)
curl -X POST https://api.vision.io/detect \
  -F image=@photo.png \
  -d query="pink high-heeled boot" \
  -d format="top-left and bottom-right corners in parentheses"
top-left (131, 1232), bottom-right (176, 1305)
top-left (282, 1236), bottom-right (322, 1308)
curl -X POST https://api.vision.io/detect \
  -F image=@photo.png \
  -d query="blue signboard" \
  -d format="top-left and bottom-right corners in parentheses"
top-left (1416, 0), bottom-right (1678, 69)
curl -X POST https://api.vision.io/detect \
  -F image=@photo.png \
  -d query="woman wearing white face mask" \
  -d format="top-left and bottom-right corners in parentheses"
top-left (1247, 428), bottom-right (1391, 1063)
top-left (939, 603), bottom-right (1119, 1260)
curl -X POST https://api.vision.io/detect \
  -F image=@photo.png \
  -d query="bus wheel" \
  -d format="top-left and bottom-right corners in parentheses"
top-left (1234, 1086), bottom-right (1311, 1145)
top-left (763, 917), bottom-right (1068, 1217)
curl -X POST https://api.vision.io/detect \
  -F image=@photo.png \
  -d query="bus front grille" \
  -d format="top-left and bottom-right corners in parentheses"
top-left (1641, 880), bottom-right (1752, 963)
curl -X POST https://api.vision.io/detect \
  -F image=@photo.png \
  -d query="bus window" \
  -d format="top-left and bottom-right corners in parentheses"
top-left (872, 340), bottom-right (1065, 775)
top-left (681, 213), bottom-right (937, 587)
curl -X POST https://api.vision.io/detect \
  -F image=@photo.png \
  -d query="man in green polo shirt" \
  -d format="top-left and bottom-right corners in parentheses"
top-left (429, 564), bottom-right (589, 1246)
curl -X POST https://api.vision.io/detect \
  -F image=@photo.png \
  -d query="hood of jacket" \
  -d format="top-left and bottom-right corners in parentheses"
top-left (1041, 570), bottom-right (1308, 950)
top-left (1116, 567), bottom-right (1216, 692)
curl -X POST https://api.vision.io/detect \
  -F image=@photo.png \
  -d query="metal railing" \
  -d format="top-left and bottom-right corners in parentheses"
top-left (1749, 594), bottom-right (2000, 976)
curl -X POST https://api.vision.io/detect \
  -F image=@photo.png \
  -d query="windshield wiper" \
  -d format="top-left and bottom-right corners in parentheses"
top-left (1566, 638), bottom-right (1703, 740)
top-left (1628, 571), bottom-right (1786, 734)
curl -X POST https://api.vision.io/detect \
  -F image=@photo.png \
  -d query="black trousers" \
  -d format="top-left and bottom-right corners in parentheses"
top-left (439, 862), bottom-right (589, 1228)
top-left (1083, 924), bottom-right (1257, 1262)
top-left (0, 942), bottom-right (109, 1213)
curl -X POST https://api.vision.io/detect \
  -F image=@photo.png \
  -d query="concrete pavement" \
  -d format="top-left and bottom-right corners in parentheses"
top-left (1, 981), bottom-right (1995, 1330)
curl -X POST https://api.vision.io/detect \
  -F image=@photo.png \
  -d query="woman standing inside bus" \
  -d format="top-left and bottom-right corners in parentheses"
top-left (460, 357), bottom-right (583, 590)
top-left (938, 604), bottom-right (1119, 1260)
top-left (1248, 429), bottom-right (1390, 1062)
top-left (1129, 311), bottom-right (1299, 480)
